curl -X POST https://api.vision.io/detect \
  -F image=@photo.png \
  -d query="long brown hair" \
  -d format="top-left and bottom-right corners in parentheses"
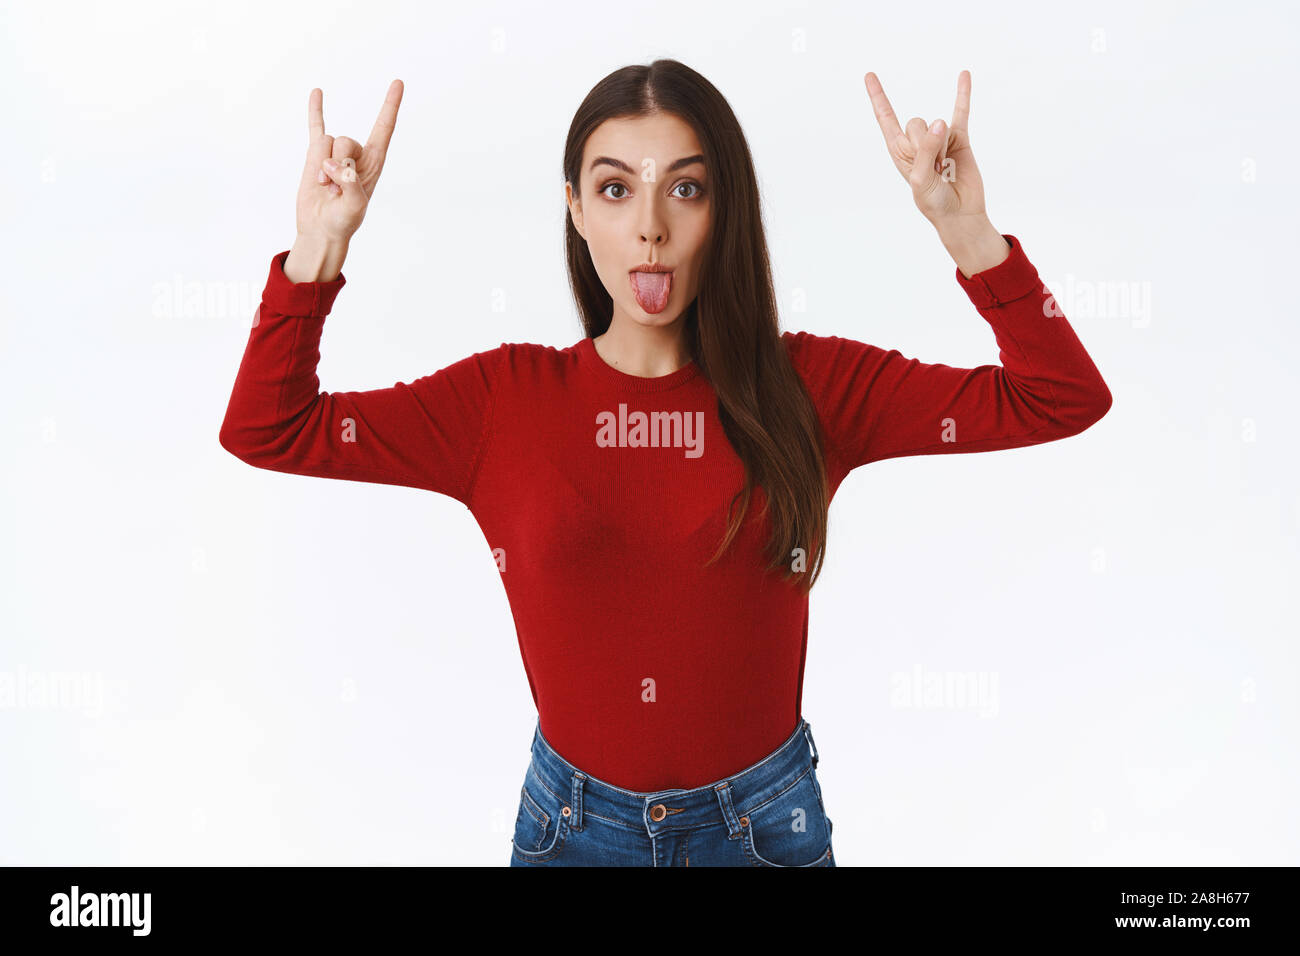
top-left (562, 58), bottom-right (830, 593)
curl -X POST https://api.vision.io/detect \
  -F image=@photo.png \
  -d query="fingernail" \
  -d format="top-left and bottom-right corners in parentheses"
top-left (323, 158), bottom-right (337, 170)
top-left (929, 119), bottom-right (944, 135)
top-left (318, 169), bottom-right (328, 183)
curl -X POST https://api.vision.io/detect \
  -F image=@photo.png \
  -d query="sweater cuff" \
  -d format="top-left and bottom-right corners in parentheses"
top-left (953, 234), bottom-right (1042, 309)
top-left (263, 249), bottom-right (348, 317)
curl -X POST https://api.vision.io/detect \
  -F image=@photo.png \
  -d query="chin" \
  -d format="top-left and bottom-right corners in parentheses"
top-left (628, 308), bottom-right (683, 327)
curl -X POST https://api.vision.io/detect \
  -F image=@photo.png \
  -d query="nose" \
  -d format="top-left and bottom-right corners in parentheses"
top-left (638, 216), bottom-right (664, 244)
top-left (636, 197), bottom-right (667, 244)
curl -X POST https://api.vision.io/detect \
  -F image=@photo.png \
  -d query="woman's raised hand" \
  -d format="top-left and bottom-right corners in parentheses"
top-left (863, 70), bottom-right (986, 227)
top-left (295, 79), bottom-right (404, 244)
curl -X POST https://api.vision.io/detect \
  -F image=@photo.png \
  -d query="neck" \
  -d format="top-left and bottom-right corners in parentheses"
top-left (593, 320), bottom-right (692, 378)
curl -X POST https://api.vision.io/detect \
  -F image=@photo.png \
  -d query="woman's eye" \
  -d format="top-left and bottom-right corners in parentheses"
top-left (598, 181), bottom-right (705, 200)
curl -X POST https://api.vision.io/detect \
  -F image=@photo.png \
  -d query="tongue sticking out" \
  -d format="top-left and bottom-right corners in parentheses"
top-left (630, 271), bottom-right (672, 314)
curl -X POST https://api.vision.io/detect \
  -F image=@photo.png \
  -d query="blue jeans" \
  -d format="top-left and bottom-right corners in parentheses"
top-left (509, 716), bottom-right (835, 866)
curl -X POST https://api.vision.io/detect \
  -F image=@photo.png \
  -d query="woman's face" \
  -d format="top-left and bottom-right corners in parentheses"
top-left (566, 112), bottom-right (711, 334)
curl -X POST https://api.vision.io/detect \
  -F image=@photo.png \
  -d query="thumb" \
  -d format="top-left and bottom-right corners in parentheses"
top-left (321, 157), bottom-right (365, 203)
top-left (910, 118), bottom-right (945, 191)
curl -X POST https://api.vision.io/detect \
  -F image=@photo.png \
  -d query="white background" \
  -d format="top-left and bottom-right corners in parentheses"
top-left (2, 0), bottom-right (1296, 866)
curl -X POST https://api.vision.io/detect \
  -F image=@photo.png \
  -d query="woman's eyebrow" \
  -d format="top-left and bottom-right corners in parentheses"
top-left (590, 154), bottom-right (706, 175)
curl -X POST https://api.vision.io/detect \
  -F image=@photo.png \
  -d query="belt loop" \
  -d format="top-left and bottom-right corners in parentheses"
top-left (803, 719), bottom-right (819, 769)
top-left (714, 782), bottom-right (743, 838)
top-left (569, 772), bottom-right (586, 830)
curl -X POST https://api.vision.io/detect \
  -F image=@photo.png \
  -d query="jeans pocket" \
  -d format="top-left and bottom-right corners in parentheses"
top-left (510, 768), bottom-right (569, 863)
top-left (739, 766), bottom-right (833, 867)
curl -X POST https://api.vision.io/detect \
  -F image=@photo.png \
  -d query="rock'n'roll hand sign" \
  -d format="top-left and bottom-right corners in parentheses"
top-left (296, 79), bottom-right (404, 244)
top-left (863, 70), bottom-right (985, 227)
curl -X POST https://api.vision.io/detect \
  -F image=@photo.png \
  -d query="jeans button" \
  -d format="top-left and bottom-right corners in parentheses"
top-left (649, 804), bottom-right (667, 822)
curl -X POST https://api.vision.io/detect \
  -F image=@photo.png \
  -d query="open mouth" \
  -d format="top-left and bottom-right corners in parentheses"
top-left (629, 269), bottom-right (673, 314)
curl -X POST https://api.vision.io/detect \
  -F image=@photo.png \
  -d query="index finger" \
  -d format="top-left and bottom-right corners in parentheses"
top-left (863, 72), bottom-right (903, 145)
top-left (308, 87), bottom-right (324, 141)
top-left (950, 70), bottom-right (971, 133)
top-left (365, 79), bottom-right (404, 156)
top-left (305, 87), bottom-right (332, 168)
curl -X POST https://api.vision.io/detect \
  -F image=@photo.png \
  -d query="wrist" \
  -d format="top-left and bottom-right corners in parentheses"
top-left (284, 234), bottom-right (349, 283)
top-left (935, 215), bottom-right (1009, 278)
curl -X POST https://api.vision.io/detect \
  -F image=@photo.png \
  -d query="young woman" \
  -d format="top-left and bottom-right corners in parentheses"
top-left (220, 61), bottom-right (1111, 867)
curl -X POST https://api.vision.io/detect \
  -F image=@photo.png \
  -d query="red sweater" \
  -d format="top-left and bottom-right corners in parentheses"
top-left (220, 234), bottom-right (1110, 791)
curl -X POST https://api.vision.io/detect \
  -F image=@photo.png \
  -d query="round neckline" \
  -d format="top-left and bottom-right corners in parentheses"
top-left (577, 336), bottom-right (701, 393)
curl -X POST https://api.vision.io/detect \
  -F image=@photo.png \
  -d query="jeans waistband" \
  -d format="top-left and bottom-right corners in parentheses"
top-left (524, 717), bottom-right (821, 836)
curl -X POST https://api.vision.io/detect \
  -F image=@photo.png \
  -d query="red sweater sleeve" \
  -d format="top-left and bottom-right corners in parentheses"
top-left (218, 250), bottom-right (502, 506)
top-left (784, 234), bottom-right (1112, 473)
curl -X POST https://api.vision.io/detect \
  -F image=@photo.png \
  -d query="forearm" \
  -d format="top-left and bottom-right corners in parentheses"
top-left (935, 214), bottom-right (1010, 279)
top-left (219, 248), bottom-right (346, 463)
top-left (806, 233), bottom-right (1111, 467)
top-left (284, 233), bottom-right (350, 283)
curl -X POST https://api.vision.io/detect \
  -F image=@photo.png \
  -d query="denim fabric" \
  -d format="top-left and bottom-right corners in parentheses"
top-left (510, 716), bottom-right (835, 867)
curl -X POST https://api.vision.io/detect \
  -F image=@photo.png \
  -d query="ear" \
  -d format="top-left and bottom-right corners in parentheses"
top-left (565, 181), bottom-right (585, 239)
